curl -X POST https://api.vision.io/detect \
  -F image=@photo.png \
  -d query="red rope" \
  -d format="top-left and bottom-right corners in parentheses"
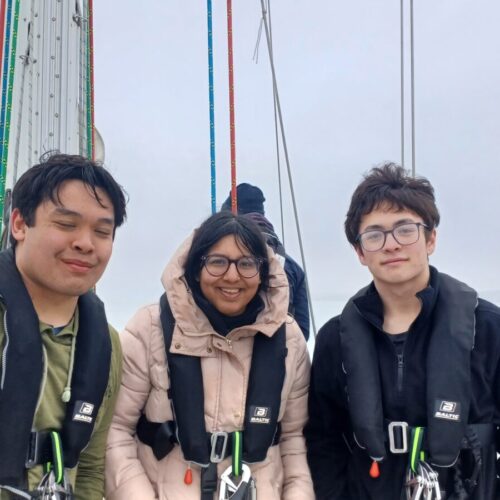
top-left (88, 0), bottom-right (95, 160)
top-left (226, 0), bottom-right (237, 213)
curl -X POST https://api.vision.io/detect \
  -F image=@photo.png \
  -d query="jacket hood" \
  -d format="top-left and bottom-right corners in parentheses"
top-left (160, 232), bottom-right (290, 340)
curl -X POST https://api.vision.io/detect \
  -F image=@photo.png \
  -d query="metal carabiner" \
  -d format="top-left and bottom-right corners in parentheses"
top-left (407, 460), bottom-right (442, 500)
top-left (406, 477), bottom-right (425, 500)
top-left (416, 463), bottom-right (431, 500)
top-left (219, 463), bottom-right (252, 500)
top-left (35, 470), bottom-right (74, 500)
top-left (405, 467), bottom-right (425, 500)
top-left (420, 461), bottom-right (441, 500)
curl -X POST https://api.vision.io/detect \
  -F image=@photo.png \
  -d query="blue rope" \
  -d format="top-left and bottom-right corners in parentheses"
top-left (0, 0), bottom-right (14, 166)
top-left (207, 0), bottom-right (216, 213)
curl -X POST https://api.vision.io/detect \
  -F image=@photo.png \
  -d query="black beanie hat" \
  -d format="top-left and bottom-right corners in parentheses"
top-left (221, 183), bottom-right (266, 215)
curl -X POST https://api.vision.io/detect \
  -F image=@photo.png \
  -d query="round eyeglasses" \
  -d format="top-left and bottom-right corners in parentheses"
top-left (357, 222), bottom-right (429, 252)
top-left (201, 254), bottom-right (262, 278)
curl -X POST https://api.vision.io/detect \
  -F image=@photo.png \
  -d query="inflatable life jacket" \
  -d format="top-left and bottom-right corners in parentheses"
top-left (0, 249), bottom-right (111, 486)
top-left (137, 293), bottom-right (287, 500)
top-left (339, 271), bottom-right (478, 466)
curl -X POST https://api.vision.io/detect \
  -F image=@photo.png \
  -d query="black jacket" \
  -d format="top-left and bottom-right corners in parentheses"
top-left (305, 268), bottom-right (500, 499)
top-left (239, 212), bottom-right (310, 339)
top-left (283, 253), bottom-right (310, 340)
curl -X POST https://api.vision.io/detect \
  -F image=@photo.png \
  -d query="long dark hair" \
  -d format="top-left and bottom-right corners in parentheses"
top-left (184, 211), bottom-right (270, 293)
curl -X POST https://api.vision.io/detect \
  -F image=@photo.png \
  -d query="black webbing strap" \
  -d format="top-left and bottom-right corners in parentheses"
top-left (136, 414), bottom-right (176, 461)
top-left (384, 421), bottom-right (495, 455)
top-left (136, 413), bottom-right (281, 462)
top-left (25, 431), bottom-right (53, 469)
top-left (201, 463), bottom-right (218, 500)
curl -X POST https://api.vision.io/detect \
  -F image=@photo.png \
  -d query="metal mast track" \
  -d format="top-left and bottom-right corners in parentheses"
top-left (0, 0), bottom-right (97, 237)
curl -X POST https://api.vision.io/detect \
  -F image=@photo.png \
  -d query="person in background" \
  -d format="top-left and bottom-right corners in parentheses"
top-left (222, 183), bottom-right (310, 340)
top-left (305, 163), bottom-right (500, 499)
top-left (0, 154), bottom-right (127, 499)
top-left (106, 211), bottom-right (313, 499)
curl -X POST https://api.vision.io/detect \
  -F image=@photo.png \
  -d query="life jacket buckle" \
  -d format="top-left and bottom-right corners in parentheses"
top-left (210, 431), bottom-right (229, 464)
top-left (388, 421), bottom-right (409, 454)
top-left (25, 431), bottom-right (43, 469)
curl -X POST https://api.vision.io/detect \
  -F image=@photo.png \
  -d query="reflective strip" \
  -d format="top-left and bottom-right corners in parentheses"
top-left (410, 426), bottom-right (424, 473)
top-left (232, 431), bottom-right (242, 477)
top-left (0, 485), bottom-right (32, 499)
top-left (50, 431), bottom-right (64, 484)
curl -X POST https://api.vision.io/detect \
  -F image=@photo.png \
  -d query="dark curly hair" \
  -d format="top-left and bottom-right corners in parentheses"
top-left (345, 163), bottom-right (440, 247)
top-left (10, 153), bottom-right (127, 246)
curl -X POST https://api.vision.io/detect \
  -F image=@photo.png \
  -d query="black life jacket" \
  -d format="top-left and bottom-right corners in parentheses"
top-left (0, 249), bottom-right (112, 485)
top-left (339, 272), bottom-right (477, 466)
top-left (159, 293), bottom-right (287, 465)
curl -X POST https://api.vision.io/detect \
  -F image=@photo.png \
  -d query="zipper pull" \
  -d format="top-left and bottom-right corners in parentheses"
top-left (397, 353), bottom-right (404, 392)
top-left (369, 460), bottom-right (380, 478)
top-left (184, 463), bottom-right (193, 485)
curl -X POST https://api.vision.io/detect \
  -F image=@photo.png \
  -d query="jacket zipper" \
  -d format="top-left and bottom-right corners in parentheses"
top-left (396, 353), bottom-right (404, 393)
top-left (1, 311), bottom-right (8, 389)
top-left (34, 346), bottom-right (48, 415)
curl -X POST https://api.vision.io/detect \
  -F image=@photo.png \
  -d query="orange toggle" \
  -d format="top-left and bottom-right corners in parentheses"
top-left (184, 466), bottom-right (193, 485)
top-left (369, 460), bottom-right (380, 478)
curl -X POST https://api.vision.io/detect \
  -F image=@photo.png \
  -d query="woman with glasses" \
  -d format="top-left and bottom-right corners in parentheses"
top-left (105, 211), bottom-right (314, 500)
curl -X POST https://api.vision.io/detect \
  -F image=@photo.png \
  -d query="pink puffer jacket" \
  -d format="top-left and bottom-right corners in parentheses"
top-left (105, 237), bottom-right (314, 499)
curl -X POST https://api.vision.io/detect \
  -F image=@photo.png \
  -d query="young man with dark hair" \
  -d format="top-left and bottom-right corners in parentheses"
top-left (221, 183), bottom-right (311, 339)
top-left (0, 154), bottom-right (127, 499)
top-left (305, 163), bottom-right (500, 499)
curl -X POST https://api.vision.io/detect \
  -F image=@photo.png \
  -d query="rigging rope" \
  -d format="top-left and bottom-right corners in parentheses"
top-left (252, 17), bottom-right (263, 64)
top-left (410, 0), bottom-right (415, 176)
top-left (252, 1), bottom-right (285, 244)
top-left (0, 0), bottom-right (14, 231)
top-left (87, 0), bottom-right (95, 160)
top-left (258, 0), bottom-right (317, 338)
top-left (207, 0), bottom-right (217, 214)
top-left (0, 0), bottom-right (6, 85)
top-left (77, 1), bottom-right (87, 156)
top-left (12, 14), bottom-right (31, 184)
top-left (0, 0), bottom-right (20, 233)
top-left (226, 0), bottom-right (237, 213)
top-left (266, 0), bottom-right (286, 246)
top-left (400, 0), bottom-right (404, 169)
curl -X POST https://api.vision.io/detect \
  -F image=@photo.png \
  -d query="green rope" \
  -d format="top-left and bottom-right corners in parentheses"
top-left (232, 431), bottom-right (242, 478)
top-left (410, 426), bottom-right (424, 473)
top-left (0, 0), bottom-right (20, 234)
top-left (49, 431), bottom-right (64, 484)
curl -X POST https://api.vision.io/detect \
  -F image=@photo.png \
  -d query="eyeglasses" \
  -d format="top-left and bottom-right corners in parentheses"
top-left (357, 222), bottom-right (429, 252)
top-left (201, 254), bottom-right (262, 278)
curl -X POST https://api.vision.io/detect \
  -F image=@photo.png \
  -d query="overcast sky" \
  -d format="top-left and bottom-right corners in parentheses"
top-left (93, 1), bottom-right (500, 332)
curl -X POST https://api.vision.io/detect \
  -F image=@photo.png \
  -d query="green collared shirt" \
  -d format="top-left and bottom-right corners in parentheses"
top-left (0, 301), bottom-right (122, 500)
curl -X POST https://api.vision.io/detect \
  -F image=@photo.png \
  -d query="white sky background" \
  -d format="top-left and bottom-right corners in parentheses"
top-left (93, 1), bottom-right (500, 331)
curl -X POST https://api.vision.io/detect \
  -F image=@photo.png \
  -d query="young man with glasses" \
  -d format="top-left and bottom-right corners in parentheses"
top-left (305, 163), bottom-right (500, 499)
top-left (0, 154), bottom-right (127, 499)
